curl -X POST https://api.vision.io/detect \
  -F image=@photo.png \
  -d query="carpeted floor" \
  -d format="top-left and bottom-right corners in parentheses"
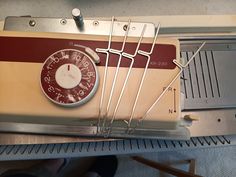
top-left (115, 146), bottom-right (236, 177)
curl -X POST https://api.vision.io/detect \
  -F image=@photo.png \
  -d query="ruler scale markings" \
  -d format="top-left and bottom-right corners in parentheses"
top-left (186, 52), bottom-right (194, 98)
top-left (198, 52), bottom-right (208, 98)
top-left (211, 51), bottom-right (221, 97)
top-left (206, 51), bottom-right (219, 98)
top-left (192, 51), bottom-right (201, 98)
top-left (205, 51), bottom-right (214, 97)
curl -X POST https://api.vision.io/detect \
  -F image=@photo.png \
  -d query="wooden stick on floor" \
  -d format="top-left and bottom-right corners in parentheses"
top-left (131, 156), bottom-right (203, 177)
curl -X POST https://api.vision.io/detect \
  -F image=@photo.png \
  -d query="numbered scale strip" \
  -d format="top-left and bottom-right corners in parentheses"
top-left (0, 135), bottom-right (234, 161)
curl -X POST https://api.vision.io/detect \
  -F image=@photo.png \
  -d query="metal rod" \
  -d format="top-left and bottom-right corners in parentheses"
top-left (102, 20), bottom-right (131, 127)
top-left (95, 16), bottom-right (115, 133)
top-left (127, 23), bottom-right (160, 130)
top-left (106, 24), bottom-right (147, 135)
top-left (133, 41), bottom-right (206, 130)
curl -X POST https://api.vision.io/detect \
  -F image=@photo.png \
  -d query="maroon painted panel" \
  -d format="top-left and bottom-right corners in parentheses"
top-left (0, 36), bottom-right (177, 69)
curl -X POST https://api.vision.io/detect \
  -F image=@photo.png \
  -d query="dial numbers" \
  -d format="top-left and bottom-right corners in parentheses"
top-left (40, 49), bottom-right (98, 107)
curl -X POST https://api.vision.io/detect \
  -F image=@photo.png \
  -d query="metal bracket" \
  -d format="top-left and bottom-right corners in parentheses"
top-left (4, 16), bottom-right (155, 37)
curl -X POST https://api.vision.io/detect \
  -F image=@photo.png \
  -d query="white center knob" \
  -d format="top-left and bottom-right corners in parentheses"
top-left (55, 64), bottom-right (82, 89)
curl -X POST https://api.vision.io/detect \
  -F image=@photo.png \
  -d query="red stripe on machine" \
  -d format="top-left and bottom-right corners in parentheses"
top-left (0, 36), bottom-right (176, 69)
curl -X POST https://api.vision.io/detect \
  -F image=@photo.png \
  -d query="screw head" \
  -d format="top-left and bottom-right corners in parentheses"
top-left (93, 21), bottom-right (99, 26)
top-left (29, 20), bottom-right (36, 27)
top-left (123, 24), bottom-right (128, 31)
top-left (60, 19), bottom-right (67, 25)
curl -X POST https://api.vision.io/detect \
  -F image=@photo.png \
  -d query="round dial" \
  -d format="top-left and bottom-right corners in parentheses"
top-left (40, 49), bottom-right (99, 107)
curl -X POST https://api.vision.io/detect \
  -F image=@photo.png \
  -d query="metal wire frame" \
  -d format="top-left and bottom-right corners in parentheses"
top-left (126, 23), bottom-right (161, 132)
top-left (96, 16), bottom-right (206, 137)
top-left (104, 24), bottom-right (147, 135)
top-left (131, 41), bottom-right (206, 131)
top-left (95, 16), bottom-right (115, 133)
top-left (101, 20), bottom-right (131, 131)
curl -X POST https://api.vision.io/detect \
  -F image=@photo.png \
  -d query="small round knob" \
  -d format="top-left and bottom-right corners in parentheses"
top-left (55, 64), bottom-right (82, 89)
top-left (72, 8), bottom-right (84, 29)
top-left (184, 114), bottom-right (199, 121)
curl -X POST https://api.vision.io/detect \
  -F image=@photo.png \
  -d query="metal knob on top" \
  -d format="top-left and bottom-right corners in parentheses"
top-left (72, 8), bottom-right (84, 29)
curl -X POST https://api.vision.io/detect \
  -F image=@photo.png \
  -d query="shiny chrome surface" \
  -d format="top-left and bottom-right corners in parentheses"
top-left (184, 109), bottom-right (236, 137)
top-left (0, 133), bottom-right (103, 145)
top-left (0, 122), bottom-right (190, 142)
top-left (4, 17), bottom-right (155, 37)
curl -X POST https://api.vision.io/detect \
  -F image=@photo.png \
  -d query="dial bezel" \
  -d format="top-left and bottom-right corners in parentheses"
top-left (40, 48), bottom-right (99, 107)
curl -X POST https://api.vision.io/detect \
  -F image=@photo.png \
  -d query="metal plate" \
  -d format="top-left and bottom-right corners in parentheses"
top-left (3, 17), bottom-right (155, 37)
top-left (184, 109), bottom-right (236, 137)
top-left (181, 41), bottom-right (236, 110)
top-left (0, 122), bottom-right (190, 140)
